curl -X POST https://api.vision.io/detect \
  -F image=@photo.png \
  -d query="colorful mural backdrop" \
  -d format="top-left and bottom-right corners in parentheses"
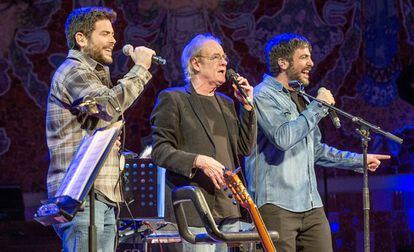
top-left (0, 0), bottom-right (413, 251)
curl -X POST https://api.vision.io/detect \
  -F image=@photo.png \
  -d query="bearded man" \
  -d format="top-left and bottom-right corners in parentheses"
top-left (245, 33), bottom-right (390, 252)
top-left (46, 7), bottom-right (154, 251)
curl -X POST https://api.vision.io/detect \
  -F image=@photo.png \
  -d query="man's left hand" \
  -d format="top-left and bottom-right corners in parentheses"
top-left (367, 154), bottom-right (391, 171)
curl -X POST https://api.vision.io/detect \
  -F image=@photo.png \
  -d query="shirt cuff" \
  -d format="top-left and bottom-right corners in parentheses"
top-left (128, 64), bottom-right (152, 84)
top-left (189, 154), bottom-right (199, 178)
top-left (306, 101), bottom-right (329, 119)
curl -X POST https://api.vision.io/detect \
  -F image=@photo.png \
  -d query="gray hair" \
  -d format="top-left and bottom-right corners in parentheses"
top-left (181, 34), bottom-right (222, 83)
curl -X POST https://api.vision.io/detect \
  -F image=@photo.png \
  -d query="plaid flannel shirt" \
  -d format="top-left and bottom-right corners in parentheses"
top-left (46, 49), bottom-right (151, 202)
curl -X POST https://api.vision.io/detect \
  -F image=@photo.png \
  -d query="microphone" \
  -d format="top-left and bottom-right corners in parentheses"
top-left (226, 69), bottom-right (254, 108)
top-left (122, 44), bottom-right (166, 65)
top-left (317, 87), bottom-right (341, 129)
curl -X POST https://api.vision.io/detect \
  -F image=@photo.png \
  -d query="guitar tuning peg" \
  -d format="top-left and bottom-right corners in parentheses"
top-left (223, 187), bottom-right (228, 191)
top-left (227, 193), bottom-right (233, 199)
top-left (232, 200), bottom-right (237, 205)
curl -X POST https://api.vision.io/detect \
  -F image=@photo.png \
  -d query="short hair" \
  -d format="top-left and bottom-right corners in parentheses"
top-left (181, 33), bottom-right (222, 83)
top-left (65, 7), bottom-right (117, 50)
top-left (265, 33), bottom-right (311, 76)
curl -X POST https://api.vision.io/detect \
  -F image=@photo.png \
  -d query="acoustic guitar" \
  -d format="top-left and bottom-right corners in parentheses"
top-left (223, 167), bottom-right (276, 252)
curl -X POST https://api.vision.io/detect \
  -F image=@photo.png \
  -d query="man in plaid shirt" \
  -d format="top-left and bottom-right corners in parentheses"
top-left (46, 7), bottom-right (154, 251)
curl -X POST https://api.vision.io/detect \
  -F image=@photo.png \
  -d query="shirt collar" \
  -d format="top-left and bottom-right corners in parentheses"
top-left (262, 74), bottom-right (290, 94)
top-left (67, 49), bottom-right (107, 71)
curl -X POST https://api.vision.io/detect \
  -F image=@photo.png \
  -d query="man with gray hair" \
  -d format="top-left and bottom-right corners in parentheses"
top-left (151, 33), bottom-right (256, 251)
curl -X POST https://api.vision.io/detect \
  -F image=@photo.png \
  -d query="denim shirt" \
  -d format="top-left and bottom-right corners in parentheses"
top-left (245, 74), bottom-right (363, 212)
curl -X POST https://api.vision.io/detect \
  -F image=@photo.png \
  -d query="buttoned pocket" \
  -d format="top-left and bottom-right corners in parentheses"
top-left (284, 111), bottom-right (297, 121)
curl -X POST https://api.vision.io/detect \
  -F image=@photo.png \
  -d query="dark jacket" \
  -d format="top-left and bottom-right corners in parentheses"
top-left (150, 83), bottom-right (256, 226)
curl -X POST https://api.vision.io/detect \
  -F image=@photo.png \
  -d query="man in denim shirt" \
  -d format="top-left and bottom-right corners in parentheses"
top-left (245, 33), bottom-right (390, 252)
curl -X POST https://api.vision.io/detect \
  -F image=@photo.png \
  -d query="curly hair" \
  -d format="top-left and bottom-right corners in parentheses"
top-left (265, 33), bottom-right (311, 76)
top-left (65, 7), bottom-right (117, 50)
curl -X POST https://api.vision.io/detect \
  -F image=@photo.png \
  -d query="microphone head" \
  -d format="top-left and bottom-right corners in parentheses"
top-left (122, 44), bottom-right (133, 56)
top-left (226, 68), bottom-right (236, 82)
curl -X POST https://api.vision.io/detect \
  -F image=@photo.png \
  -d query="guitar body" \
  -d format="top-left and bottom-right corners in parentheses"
top-left (224, 168), bottom-right (276, 252)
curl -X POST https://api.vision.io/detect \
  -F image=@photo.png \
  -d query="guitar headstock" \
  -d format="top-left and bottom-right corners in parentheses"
top-left (223, 167), bottom-right (254, 210)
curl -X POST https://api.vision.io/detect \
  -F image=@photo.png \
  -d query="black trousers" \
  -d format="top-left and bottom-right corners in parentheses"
top-left (259, 204), bottom-right (333, 252)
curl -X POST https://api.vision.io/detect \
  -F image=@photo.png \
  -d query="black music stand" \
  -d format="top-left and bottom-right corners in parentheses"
top-left (34, 121), bottom-right (123, 252)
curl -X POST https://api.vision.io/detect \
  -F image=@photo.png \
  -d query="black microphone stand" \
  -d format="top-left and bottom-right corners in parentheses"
top-left (294, 85), bottom-right (403, 252)
top-left (89, 185), bottom-right (97, 252)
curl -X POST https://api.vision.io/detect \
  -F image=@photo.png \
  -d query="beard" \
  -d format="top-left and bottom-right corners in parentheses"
top-left (84, 43), bottom-right (113, 65)
top-left (286, 65), bottom-right (310, 86)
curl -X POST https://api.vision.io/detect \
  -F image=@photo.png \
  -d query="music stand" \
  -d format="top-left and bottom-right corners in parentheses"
top-left (35, 121), bottom-right (123, 252)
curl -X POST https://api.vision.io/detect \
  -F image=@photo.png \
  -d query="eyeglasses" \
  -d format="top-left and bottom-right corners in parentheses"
top-left (197, 53), bottom-right (229, 63)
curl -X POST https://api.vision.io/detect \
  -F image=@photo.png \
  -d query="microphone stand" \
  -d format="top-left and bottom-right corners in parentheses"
top-left (71, 96), bottom-right (118, 252)
top-left (89, 185), bottom-right (97, 252)
top-left (294, 87), bottom-right (403, 252)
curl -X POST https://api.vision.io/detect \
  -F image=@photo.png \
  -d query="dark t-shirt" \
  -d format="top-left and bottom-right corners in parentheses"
top-left (197, 94), bottom-right (240, 220)
top-left (289, 89), bottom-right (307, 113)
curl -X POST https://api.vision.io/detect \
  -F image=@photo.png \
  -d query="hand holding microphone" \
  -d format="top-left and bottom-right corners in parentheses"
top-left (316, 87), bottom-right (335, 105)
top-left (226, 69), bottom-right (254, 110)
top-left (122, 44), bottom-right (166, 70)
top-left (317, 87), bottom-right (341, 128)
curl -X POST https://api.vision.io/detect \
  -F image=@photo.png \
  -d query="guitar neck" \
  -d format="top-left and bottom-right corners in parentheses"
top-left (222, 169), bottom-right (276, 252)
top-left (248, 204), bottom-right (276, 252)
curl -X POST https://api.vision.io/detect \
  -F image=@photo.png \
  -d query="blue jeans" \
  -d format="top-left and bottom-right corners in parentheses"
top-left (54, 198), bottom-right (117, 252)
top-left (181, 218), bottom-right (240, 252)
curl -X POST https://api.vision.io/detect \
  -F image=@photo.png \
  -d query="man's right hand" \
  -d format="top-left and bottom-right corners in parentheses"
top-left (317, 87), bottom-right (335, 105)
top-left (195, 155), bottom-right (226, 189)
top-left (131, 46), bottom-right (155, 70)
